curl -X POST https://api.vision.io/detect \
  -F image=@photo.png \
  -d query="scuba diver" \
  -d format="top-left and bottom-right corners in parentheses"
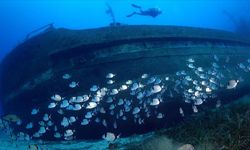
top-left (126, 4), bottom-right (162, 18)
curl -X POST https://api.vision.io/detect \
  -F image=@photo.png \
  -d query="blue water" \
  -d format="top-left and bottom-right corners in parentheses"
top-left (0, 0), bottom-right (250, 62)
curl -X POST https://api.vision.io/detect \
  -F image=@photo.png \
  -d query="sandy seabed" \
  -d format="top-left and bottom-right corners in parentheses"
top-left (0, 132), bottom-right (152, 150)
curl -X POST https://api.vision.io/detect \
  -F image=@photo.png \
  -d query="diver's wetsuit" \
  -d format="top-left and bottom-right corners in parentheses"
top-left (127, 4), bottom-right (162, 18)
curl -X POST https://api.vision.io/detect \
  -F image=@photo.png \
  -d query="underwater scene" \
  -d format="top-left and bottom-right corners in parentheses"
top-left (0, 0), bottom-right (250, 150)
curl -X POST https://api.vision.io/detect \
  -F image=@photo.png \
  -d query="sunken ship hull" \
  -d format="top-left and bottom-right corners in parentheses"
top-left (1, 25), bottom-right (250, 140)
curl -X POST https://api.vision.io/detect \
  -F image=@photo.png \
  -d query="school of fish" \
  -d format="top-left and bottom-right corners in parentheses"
top-left (1, 55), bottom-right (249, 142)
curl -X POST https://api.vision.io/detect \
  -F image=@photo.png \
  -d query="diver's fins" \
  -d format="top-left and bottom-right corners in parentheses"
top-left (131, 4), bottom-right (142, 9)
top-left (126, 12), bottom-right (136, 17)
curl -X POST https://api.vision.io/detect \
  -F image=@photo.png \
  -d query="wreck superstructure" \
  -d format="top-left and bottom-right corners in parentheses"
top-left (1, 25), bottom-right (250, 139)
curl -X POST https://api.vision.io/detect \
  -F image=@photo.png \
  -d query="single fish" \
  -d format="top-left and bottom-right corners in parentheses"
top-left (227, 80), bottom-right (239, 89)
top-left (48, 102), bottom-right (57, 109)
top-left (117, 99), bottom-right (124, 106)
top-left (150, 98), bottom-right (160, 106)
top-left (179, 107), bottom-right (184, 117)
top-left (100, 107), bottom-right (106, 114)
top-left (69, 116), bottom-right (77, 124)
top-left (38, 126), bottom-right (46, 134)
top-left (85, 112), bottom-right (93, 119)
top-left (102, 132), bottom-right (120, 143)
top-left (73, 104), bottom-right (82, 111)
top-left (81, 119), bottom-right (89, 125)
top-left (120, 85), bottom-right (128, 91)
top-left (132, 107), bottom-right (140, 114)
top-left (64, 129), bottom-right (74, 137)
top-left (214, 55), bottom-right (219, 61)
top-left (47, 120), bottom-right (54, 126)
top-left (107, 80), bottom-right (115, 85)
top-left (54, 132), bottom-right (62, 138)
top-left (109, 104), bottom-right (115, 110)
top-left (60, 100), bottom-right (69, 108)
top-left (31, 109), bottom-right (39, 115)
top-left (156, 113), bottom-right (164, 119)
top-left (131, 83), bottom-right (139, 91)
top-left (216, 100), bottom-right (221, 108)
top-left (187, 58), bottom-right (195, 63)
top-left (51, 94), bottom-right (62, 101)
top-left (187, 64), bottom-right (195, 69)
top-left (90, 85), bottom-right (98, 92)
top-left (61, 117), bottom-right (69, 127)
top-left (86, 102), bottom-right (97, 109)
top-left (113, 121), bottom-right (117, 129)
top-left (147, 77), bottom-right (156, 84)
top-left (151, 85), bottom-right (162, 94)
top-left (62, 74), bottom-right (71, 79)
top-left (102, 119), bottom-right (107, 127)
top-left (69, 81), bottom-right (79, 88)
top-left (192, 105), bottom-right (198, 113)
top-left (126, 80), bottom-right (133, 85)
top-left (43, 114), bottom-right (50, 121)
top-left (106, 73), bottom-right (116, 78)
top-left (110, 89), bottom-right (119, 95)
top-left (205, 87), bottom-right (212, 93)
top-left (141, 73), bottom-right (149, 79)
top-left (26, 122), bottom-right (33, 129)
top-left (194, 98), bottom-right (203, 105)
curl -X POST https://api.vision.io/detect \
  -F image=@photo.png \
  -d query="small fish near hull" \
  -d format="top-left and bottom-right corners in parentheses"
top-left (1, 25), bottom-right (250, 140)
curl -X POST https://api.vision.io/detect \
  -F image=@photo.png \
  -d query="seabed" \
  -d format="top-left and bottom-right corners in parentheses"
top-left (1, 94), bottom-right (249, 150)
